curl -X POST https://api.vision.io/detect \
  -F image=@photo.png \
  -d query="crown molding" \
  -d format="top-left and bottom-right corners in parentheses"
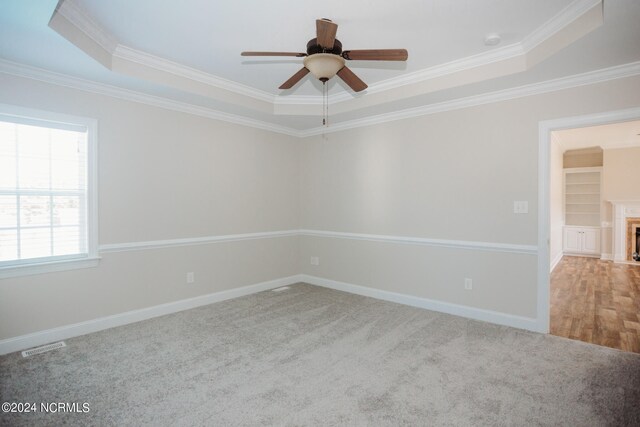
top-left (273, 95), bottom-right (325, 106)
top-left (343, 43), bottom-right (525, 103)
top-left (325, 0), bottom-right (603, 105)
top-left (2, 58), bottom-right (638, 138)
top-left (111, 45), bottom-right (275, 104)
top-left (53, 0), bottom-right (118, 53)
top-left (275, 0), bottom-right (602, 109)
top-left (0, 59), bottom-right (299, 137)
top-left (2, 57), bottom-right (637, 138)
top-left (520, 0), bottom-right (602, 52)
top-left (54, 0), bottom-right (276, 108)
top-left (52, 0), bottom-right (603, 114)
top-left (299, 61), bottom-right (640, 137)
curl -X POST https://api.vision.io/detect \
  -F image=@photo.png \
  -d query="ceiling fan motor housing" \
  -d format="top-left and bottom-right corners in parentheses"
top-left (306, 38), bottom-right (343, 55)
top-left (242, 18), bottom-right (407, 92)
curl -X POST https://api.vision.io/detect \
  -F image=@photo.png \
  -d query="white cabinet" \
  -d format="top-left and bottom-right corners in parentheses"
top-left (563, 226), bottom-right (600, 256)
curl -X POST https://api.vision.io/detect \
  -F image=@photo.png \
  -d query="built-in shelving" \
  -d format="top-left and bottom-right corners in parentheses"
top-left (564, 167), bottom-right (601, 227)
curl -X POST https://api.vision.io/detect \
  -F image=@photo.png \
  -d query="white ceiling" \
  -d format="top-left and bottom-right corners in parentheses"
top-left (554, 120), bottom-right (640, 151)
top-left (1, 0), bottom-right (639, 134)
top-left (77, 0), bottom-right (572, 95)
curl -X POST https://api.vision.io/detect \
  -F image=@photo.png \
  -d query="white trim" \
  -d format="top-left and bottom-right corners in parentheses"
top-left (345, 0), bottom-right (602, 103)
top-left (520, 0), bottom-right (601, 52)
top-left (0, 104), bottom-right (99, 279)
top-left (0, 274), bottom-right (303, 355)
top-left (612, 260), bottom-right (640, 266)
top-left (96, 229), bottom-right (535, 255)
top-left (98, 230), bottom-right (299, 253)
top-left (55, 0), bottom-right (274, 104)
top-left (563, 253), bottom-right (600, 259)
top-left (538, 107), bottom-right (640, 334)
top-left (600, 253), bottom-right (613, 261)
top-left (299, 229), bottom-right (537, 255)
top-left (112, 45), bottom-right (275, 104)
top-left (2, 59), bottom-right (639, 137)
top-left (301, 275), bottom-right (540, 332)
top-left (53, 0), bottom-right (602, 113)
top-left (0, 257), bottom-right (100, 279)
top-left (550, 252), bottom-right (564, 272)
top-left (343, 42), bottom-right (524, 101)
top-left (86, 111), bottom-right (99, 261)
top-left (562, 225), bottom-right (601, 229)
top-left (563, 166), bottom-right (603, 174)
top-left (300, 61), bottom-right (640, 137)
top-left (610, 201), bottom-right (640, 263)
top-left (0, 60), bottom-right (298, 137)
top-left (53, 0), bottom-right (118, 54)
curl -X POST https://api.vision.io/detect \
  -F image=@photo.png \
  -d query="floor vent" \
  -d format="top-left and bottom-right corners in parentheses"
top-left (272, 286), bottom-right (291, 292)
top-left (22, 341), bottom-right (66, 358)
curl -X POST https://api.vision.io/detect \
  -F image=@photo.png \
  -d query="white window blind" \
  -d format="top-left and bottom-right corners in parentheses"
top-left (0, 115), bottom-right (91, 267)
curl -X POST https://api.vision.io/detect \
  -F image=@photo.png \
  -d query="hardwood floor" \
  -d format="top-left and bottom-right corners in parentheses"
top-left (550, 256), bottom-right (640, 353)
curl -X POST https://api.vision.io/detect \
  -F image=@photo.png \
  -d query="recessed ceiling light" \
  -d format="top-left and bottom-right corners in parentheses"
top-left (484, 34), bottom-right (501, 46)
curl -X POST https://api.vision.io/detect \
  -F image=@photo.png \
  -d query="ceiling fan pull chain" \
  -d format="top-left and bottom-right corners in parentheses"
top-left (326, 82), bottom-right (329, 127)
top-left (322, 81), bottom-right (327, 126)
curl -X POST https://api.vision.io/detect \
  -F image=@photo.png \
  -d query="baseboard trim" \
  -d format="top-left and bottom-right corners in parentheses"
top-left (550, 252), bottom-right (563, 272)
top-left (563, 253), bottom-right (600, 258)
top-left (300, 274), bottom-right (541, 333)
top-left (0, 274), bottom-right (303, 355)
top-left (600, 253), bottom-right (613, 261)
top-left (1, 273), bottom-right (542, 355)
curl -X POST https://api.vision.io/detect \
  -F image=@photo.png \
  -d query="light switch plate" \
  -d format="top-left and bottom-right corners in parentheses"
top-left (513, 201), bottom-right (529, 214)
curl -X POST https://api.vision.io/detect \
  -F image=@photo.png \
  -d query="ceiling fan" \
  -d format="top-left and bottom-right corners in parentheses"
top-left (241, 19), bottom-right (408, 93)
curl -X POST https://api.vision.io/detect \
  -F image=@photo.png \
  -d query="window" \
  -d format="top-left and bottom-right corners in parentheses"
top-left (0, 105), bottom-right (98, 278)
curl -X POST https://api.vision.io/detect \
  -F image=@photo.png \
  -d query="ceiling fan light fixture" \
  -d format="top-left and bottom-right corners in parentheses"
top-left (303, 53), bottom-right (345, 81)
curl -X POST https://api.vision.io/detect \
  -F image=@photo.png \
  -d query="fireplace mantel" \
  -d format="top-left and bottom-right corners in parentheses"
top-left (609, 200), bottom-right (640, 263)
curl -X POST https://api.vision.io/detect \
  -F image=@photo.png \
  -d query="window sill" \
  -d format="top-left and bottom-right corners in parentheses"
top-left (0, 257), bottom-right (101, 279)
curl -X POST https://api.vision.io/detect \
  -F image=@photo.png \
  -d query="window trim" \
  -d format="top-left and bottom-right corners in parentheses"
top-left (0, 104), bottom-right (99, 278)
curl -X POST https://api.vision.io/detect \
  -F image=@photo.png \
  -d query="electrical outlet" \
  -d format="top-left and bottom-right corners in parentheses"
top-left (464, 278), bottom-right (473, 290)
top-left (310, 256), bottom-right (320, 266)
top-left (186, 272), bottom-right (195, 284)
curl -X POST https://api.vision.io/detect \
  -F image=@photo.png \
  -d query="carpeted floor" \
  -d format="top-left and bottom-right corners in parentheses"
top-left (1, 283), bottom-right (639, 426)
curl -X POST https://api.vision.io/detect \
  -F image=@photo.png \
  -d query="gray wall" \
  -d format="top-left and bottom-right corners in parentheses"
top-left (1, 72), bottom-right (640, 341)
top-left (299, 75), bottom-right (640, 319)
top-left (0, 74), bottom-right (300, 340)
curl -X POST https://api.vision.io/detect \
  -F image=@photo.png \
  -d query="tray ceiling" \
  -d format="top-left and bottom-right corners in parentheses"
top-left (1, 0), bottom-right (639, 135)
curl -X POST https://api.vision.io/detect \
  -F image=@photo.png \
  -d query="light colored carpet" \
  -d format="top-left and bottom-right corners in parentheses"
top-left (1, 283), bottom-right (639, 426)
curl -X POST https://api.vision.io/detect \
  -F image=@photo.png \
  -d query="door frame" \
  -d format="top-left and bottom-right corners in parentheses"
top-left (537, 106), bottom-right (640, 333)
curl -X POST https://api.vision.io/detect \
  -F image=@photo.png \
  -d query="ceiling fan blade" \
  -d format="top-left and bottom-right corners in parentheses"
top-left (316, 19), bottom-right (338, 49)
top-left (337, 66), bottom-right (368, 92)
top-left (241, 51), bottom-right (307, 57)
top-left (279, 67), bottom-right (310, 89)
top-left (342, 49), bottom-right (408, 61)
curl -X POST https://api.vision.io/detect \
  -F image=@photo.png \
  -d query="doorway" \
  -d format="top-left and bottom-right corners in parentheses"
top-left (538, 104), bottom-right (640, 351)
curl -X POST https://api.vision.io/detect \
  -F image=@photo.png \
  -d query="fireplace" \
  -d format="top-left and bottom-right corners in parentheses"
top-left (626, 218), bottom-right (640, 262)
top-left (611, 201), bottom-right (640, 263)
